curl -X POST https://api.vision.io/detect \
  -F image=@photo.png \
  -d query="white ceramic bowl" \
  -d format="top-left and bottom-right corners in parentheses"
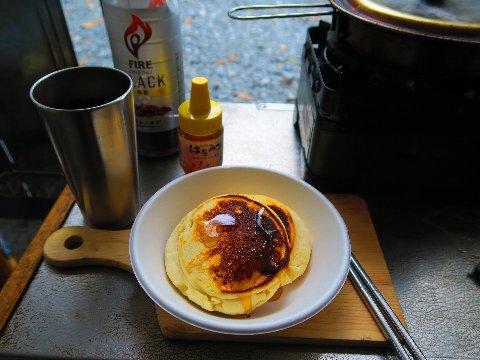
top-left (130, 166), bottom-right (350, 335)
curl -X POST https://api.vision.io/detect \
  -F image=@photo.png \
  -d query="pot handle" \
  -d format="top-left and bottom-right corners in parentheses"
top-left (228, 3), bottom-right (333, 20)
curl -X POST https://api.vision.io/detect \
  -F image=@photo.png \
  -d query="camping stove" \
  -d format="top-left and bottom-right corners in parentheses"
top-left (295, 21), bottom-right (480, 192)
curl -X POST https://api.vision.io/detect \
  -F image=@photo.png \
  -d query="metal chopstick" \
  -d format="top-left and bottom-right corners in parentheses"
top-left (350, 254), bottom-right (427, 359)
top-left (349, 266), bottom-right (411, 359)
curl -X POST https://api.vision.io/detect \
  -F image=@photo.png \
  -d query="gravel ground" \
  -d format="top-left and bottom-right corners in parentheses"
top-left (60, 0), bottom-right (324, 103)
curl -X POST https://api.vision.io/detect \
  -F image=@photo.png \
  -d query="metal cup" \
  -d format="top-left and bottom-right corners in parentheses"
top-left (30, 66), bottom-right (139, 229)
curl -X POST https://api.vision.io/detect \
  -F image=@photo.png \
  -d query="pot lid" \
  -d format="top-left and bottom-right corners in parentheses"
top-left (332, 0), bottom-right (480, 43)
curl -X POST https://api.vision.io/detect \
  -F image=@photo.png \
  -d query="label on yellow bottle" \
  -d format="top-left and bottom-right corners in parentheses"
top-left (178, 133), bottom-right (223, 173)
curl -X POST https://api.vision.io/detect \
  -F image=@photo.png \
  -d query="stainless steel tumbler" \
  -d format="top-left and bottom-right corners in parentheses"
top-left (30, 66), bottom-right (139, 229)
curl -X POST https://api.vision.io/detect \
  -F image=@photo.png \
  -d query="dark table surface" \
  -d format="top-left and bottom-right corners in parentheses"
top-left (1, 103), bottom-right (479, 360)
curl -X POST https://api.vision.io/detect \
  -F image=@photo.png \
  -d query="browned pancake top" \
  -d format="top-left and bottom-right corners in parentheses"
top-left (195, 195), bottom-right (290, 293)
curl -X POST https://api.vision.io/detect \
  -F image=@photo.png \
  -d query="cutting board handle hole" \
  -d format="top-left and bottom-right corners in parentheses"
top-left (64, 236), bottom-right (84, 250)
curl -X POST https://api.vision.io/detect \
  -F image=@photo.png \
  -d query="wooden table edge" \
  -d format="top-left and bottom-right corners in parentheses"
top-left (0, 186), bottom-right (74, 332)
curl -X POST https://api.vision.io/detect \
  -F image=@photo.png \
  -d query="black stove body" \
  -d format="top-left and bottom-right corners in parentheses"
top-left (295, 21), bottom-right (480, 192)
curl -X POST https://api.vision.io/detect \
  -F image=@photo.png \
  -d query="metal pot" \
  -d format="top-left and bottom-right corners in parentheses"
top-left (228, 1), bottom-right (480, 77)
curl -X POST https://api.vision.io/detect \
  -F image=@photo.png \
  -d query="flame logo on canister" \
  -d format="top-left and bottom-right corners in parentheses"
top-left (124, 14), bottom-right (152, 59)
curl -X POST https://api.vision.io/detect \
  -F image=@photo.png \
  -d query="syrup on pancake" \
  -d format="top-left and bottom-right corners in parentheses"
top-left (195, 195), bottom-right (290, 293)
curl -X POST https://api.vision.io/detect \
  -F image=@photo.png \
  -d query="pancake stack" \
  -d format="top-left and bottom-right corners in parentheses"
top-left (165, 194), bottom-right (312, 315)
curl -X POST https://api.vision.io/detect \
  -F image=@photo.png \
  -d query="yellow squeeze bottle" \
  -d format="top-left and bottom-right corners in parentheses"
top-left (178, 77), bottom-right (223, 174)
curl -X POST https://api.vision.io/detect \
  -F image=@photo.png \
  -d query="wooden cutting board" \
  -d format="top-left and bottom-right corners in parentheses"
top-left (43, 194), bottom-right (405, 346)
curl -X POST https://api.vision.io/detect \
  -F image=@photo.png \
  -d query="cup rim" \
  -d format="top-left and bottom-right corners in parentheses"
top-left (29, 66), bottom-right (133, 113)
